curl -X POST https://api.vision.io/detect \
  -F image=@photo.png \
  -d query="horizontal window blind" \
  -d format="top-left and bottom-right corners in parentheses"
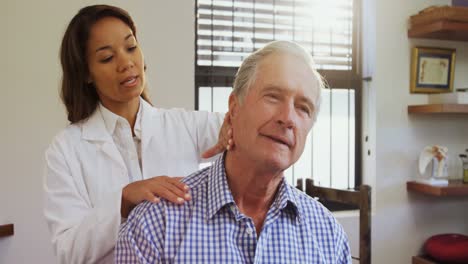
top-left (197, 0), bottom-right (354, 70)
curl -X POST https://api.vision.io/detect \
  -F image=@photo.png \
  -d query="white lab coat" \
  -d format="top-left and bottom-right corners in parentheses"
top-left (43, 100), bottom-right (223, 264)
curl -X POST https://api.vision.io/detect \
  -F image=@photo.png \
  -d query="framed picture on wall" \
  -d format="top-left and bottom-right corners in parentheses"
top-left (410, 47), bottom-right (456, 93)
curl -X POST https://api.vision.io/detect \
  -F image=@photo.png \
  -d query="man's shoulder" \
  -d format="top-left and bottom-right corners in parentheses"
top-left (125, 199), bottom-right (166, 228)
top-left (290, 186), bottom-right (338, 224)
top-left (127, 166), bottom-right (211, 223)
top-left (181, 165), bottom-right (211, 190)
top-left (288, 186), bottom-right (351, 262)
top-left (119, 166), bottom-right (213, 249)
top-left (289, 186), bottom-right (349, 246)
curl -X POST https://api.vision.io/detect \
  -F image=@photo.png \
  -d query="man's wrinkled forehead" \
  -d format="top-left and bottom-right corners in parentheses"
top-left (251, 53), bottom-right (320, 96)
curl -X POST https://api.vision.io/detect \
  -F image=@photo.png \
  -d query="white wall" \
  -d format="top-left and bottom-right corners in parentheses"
top-left (373, 0), bottom-right (468, 263)
top-left (2, 0), bottom-right (468, 263)
top-left (0, 1), bottom-right (194, 263)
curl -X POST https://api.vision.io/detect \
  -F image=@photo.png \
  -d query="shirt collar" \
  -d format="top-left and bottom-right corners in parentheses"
top-left (206, 154), bottom-right (235, 220)
top-left (133, 99), bottom-right (143, 140)
top-left (205, 154), bottom-right (302, 221)
top-left (98, 98), bottom-right (143, 140)
top-left (271, 177), bottom-right (302, 222)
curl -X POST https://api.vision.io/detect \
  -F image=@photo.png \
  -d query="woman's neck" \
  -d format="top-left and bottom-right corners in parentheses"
top-left (101, 97), bottom-right (140, 130)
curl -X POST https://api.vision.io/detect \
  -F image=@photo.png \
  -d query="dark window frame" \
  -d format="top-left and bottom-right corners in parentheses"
top-left (194, 0), bottom-right (363, 209)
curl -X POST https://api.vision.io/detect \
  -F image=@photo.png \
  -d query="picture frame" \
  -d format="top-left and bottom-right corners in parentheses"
top-left (410, 47), bottom-right (456, 93)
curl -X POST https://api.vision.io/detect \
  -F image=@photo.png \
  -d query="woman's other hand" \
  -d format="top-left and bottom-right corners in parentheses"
top-left (202, 113), bottom-right (234, 159)
top-left (121, 176), bottom-right (190, 218)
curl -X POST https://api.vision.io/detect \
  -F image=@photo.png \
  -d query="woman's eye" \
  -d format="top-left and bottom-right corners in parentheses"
top-left (128, 46), bottom-right (137, 52)
top-left (100, 56), bottom-right (113, 63)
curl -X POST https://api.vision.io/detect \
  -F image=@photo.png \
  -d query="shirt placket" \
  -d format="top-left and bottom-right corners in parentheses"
top-left (243, 218), bottom-right (257, 264)
top-left (116, 120), bottom-right (142, 182)
top-left (228, 204), bottom-right (257, 264)
top-left (253, 205), bottom-right (282, 264)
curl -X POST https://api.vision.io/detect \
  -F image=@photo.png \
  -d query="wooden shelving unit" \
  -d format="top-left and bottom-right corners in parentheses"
top-left (408, 7), bottom-right (468, 264)
top-left (407, 180), bottom-right (468, 196)
top-left (412, 256), bottom-right (439, 264)
top-left (0, 224), bottom-right (14, 238)
top-left (408, 104), bottom-right (468, 114)
top-left (408, 20), bottom-right (468, 41)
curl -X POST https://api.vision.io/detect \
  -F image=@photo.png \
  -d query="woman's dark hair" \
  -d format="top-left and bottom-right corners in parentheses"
top-left (60, 4), bottom-right (151, 123)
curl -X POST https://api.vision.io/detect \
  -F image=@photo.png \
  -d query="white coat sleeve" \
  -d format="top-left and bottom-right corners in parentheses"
top-left (189, 111), bottom-right (224, 160)
top-left (43, 137), bottom-right (123, 264)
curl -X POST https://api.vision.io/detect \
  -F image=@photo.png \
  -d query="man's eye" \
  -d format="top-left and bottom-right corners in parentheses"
top-left (266, 94), bottom-right (279, 100)
top-left (298, 105), bottom-right (311, 116)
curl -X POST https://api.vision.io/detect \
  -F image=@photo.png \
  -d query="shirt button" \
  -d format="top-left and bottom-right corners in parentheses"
top-left (246, 228), bottom-right (253, 235)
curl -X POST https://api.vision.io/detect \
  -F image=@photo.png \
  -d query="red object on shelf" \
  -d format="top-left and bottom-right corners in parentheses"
top-left (424, 234), bottom-right (468, 263)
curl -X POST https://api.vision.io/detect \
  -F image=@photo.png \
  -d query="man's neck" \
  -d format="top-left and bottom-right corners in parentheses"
top-left (224, 151), bottom-right (284, 234)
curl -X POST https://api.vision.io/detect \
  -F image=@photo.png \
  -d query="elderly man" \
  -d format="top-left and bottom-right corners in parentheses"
top-left (116, 41), bottom-right (351, 264)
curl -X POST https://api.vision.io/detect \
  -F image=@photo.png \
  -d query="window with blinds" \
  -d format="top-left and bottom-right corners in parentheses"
top-left (195, 0), bottom-right (362, 191)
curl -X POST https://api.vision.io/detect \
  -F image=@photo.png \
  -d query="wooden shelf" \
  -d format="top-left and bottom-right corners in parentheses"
top-left (0, 224), bottom-right (14, 238)
top-left (412, 256), bottom-right (439, 264)
top-left (407, 180), bottom-right (468, 196)
top-left (408, 104), bottom-right (468, 114)
top-left (408, 20), bottom-right (468, 41)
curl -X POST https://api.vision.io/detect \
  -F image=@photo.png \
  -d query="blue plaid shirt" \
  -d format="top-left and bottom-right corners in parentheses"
top-left (116, 156), bottom-right (352, 263)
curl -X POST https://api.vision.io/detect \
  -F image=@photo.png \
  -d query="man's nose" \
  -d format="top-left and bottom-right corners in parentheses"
top-left (276, 101), bottom-right (297, 129)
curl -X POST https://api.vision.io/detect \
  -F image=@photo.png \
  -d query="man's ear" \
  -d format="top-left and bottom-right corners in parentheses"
top-left (228, 93), bottom-right (239, 120)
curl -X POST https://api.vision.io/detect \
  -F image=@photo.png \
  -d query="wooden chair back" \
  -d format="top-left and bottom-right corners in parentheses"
top-left (296, 178), bottom-right (371, 264)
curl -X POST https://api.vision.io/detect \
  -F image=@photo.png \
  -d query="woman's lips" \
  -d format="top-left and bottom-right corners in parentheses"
top-left (120, 75), bottom-right (139, 88)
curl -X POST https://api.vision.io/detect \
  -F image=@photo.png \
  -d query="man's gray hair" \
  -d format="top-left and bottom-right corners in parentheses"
top-left (232, 40), bottom-right (324, 120)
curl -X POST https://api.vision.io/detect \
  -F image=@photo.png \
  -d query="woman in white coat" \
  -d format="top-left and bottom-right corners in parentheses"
top-left (44, 5), bottom-right (231, 264)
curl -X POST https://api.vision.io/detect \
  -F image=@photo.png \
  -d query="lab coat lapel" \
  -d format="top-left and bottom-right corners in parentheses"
top-left (81, 108), bottom-right (127, 172)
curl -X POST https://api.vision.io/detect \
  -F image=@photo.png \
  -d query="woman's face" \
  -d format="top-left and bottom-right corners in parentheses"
top-left (86, 17), bottom-right (145, 110)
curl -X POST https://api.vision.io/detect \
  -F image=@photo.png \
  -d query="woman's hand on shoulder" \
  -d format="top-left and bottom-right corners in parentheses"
top-left (121, 176), bottom-right (190, 218)
top-left (202, 113), bottom-right (234, 159)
